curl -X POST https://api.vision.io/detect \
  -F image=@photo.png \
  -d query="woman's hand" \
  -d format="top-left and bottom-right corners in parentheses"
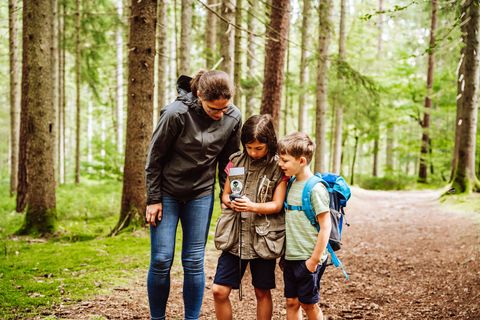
top-left (230, 196), bottom-right (256, 212)
top-left (146, 203), bottom-right (163, 227)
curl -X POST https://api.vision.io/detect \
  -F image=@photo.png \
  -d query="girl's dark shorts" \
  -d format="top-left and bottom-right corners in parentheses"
top-left (213, 251), bottom-right (276, 290)
top-left (283, 259), bottom-right (327, 304)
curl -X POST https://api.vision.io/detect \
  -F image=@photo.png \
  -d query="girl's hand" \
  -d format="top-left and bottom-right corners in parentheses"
top-left (231, 196), bottom-right (255, 212)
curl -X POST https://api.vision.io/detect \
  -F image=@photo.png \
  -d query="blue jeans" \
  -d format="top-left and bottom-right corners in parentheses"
top-left (147, 194), bottom-right (214, 320)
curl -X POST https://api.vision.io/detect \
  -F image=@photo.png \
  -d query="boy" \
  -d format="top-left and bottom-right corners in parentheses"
top-left (278, 132), bottom-right (332, 320)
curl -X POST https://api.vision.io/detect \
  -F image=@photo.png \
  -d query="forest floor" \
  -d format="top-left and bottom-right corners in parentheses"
top-left (45, 187), bottom-right (480, 320)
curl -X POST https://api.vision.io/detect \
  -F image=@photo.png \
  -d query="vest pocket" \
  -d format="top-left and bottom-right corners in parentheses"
top-left (214, 208), bottom-right (239, 251)
top-left (252, 214), bottom-right (285, 259)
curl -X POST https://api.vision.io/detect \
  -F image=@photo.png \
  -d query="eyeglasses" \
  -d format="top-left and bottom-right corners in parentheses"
top-left (205, 104), bottom-right (229, 114)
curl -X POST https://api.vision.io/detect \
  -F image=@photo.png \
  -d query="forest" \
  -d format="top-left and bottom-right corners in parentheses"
top-left (0, 0), bottom-right (479, 319)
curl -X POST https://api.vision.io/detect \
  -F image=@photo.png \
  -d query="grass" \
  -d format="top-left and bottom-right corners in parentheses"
top-left (440, 191), bottom-right (480, 223)
top-left (0, 179), bottom-right (221, 319)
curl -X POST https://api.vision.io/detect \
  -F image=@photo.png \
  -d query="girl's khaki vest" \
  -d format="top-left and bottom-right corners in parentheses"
top-left (214, 151), bottom-right (285, 260)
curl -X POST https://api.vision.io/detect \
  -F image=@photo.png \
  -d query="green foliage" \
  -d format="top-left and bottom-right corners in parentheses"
top-left (82, 136), bottom-right (124, 181)
top-left (356, 174), bottom-right (417, 190)
top-left (0, 180), bottom-right (222, 318)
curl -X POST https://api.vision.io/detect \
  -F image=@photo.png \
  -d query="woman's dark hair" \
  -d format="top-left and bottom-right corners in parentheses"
top-left (241, 114), bottom-right (278, 158)
top-left (190, 70), bottom-right (234, 101)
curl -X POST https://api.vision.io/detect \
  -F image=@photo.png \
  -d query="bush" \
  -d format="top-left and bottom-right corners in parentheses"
top-left (356, 174), bottom-right (416, 190)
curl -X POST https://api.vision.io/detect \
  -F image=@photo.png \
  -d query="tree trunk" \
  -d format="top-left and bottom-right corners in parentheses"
top-left (260, 0), bottom-right (290, 130)
top-left (219, 0), bottom-right (235, 78)
top-left (179, 0), bottom-right (192, 76)
top-left (59, 0), bottom-right (66, 184)
top-left (386, 124), bottom-right (394, 172)
top-left (244, 0), bottom-right (256, 119)
top-left (17, 0), bottom-right (56, 234)
top-left (314, 0), bottom-right (333, 173)
top-left (350, 132), bottom-right (359, 185)
top-left (372, 139), bottom-right (379, 176)
top-left (112, 0), bottom-right (157, 234)
top-left (418, 0), bottom-right (437, 183)
top-left (332, 0), bottom-right (346, 174)
top-left (74, 0), bottom-right (81, 184)
top-left (451, 0), bottom-right (480, 194)
top-left (9, 0), bottom-right (20, 197)
top-left (283, 27), bottom-right (291, 136)
top-left (115, 0), bottom-right (125, 154)
top-left (205, 0), bottom-right (217, 68)
top-left (52, 0), bottom-right (59, 183)
top-left (233, 0), bottom-right (242, 108)
top-left (298, 0), bottom-right (311, 133)
top-left (157, 0), bottom-right (168, 117)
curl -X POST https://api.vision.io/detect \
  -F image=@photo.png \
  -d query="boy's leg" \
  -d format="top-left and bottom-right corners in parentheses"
top-left (254, 288), bottom-right (272, 320)
top-left (300, 303), bottom-right (322, 320)
top-left (250, 258), bottom-right (276, 320)
top-left (212, 283), bottom-right (233, 320)
top-left (286, 297), bottom-right (301, 320)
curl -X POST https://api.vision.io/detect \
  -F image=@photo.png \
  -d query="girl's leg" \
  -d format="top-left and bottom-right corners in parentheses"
top-left (180, 194), bottom-right (214, 320)
top-left (147, 197), bottom-right (180, 320)
top-left (254, 288), bottom-right (273, 320)
top-left (212, 283), bottom-right (233, 320)
top-left (286, 298), bottom-right (302, 320)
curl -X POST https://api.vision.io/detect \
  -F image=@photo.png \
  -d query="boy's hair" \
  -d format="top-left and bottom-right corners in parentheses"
top-left (241, 114), bottom-right (277, 158)
top-left (278, 132), bottom-right (315, 164)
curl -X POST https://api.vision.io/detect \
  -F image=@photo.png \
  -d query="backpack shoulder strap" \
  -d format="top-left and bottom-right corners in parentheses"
top-left (301, 175), bottom-right (324, 231)
top-left (284, 177), bottom-right (303, 211)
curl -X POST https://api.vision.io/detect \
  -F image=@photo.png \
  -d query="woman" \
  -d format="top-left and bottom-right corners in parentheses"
top-left (145, 70), bottom-right (241, 320)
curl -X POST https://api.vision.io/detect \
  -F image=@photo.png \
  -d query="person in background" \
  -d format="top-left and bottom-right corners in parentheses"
top-left (145, 70), bottom-right (241, 320)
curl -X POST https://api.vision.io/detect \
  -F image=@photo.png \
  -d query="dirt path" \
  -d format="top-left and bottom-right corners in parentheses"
top-left (51, 188), bottom-right (480, 319)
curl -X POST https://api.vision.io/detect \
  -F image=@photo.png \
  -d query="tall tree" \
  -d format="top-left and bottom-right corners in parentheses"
top-left (244, 0), bottom-right (256, 118)
top-left (260, 0), bottom-right (290, 129)
top-left (179, 0), bottom-right (192, 76)
top-left (205, 0), bottom-right (217, 68)
top-left (58, 0), bottom-right (66, 184)
top-left (115, 0), bottom-right (125, 154)
top-left (332, 0), bottom-right (347, 174)
top-left (74, 0), bottom-right (81, 184)
top-left (418, 0), bottom-right (438, 182)
top-left (219, 0), bottom-right (235, 78)
top-left (112, 0), bottom-right (157, 234)
top-left (451, 0), bottom-right (480, 193)
top-left (17, 0), bottom-right (56, 234)
top-left (157, 0), bottom-right (168, 116)
top-left (52, 0), bottom-right (59, 182)
top-left (233, 0), bottom-right (243, 107)
top-left (377, 0), bottom-right (394, 174)
top-left (314, 0), bottom-right (333, 172)
top-left (9, 0), bottom-right (20, 196)
top-left (298, 0), bottom-right (311, 133)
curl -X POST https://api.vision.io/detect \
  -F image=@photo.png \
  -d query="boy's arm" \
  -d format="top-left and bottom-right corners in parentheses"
top-left (230, 180), bottom-right (287, 214)
top-left (305, 210), bottom-right (332, 272)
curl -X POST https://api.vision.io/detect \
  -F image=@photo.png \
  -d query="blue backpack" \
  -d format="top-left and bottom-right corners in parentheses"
top-left (285, 173), bottom-right (351, 280)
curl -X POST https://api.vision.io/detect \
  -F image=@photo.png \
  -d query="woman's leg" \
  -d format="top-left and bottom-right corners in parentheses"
top-left (180, 194), bottom-right (214, 320)
top-left (147, 197), bottom-right (180, 320)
